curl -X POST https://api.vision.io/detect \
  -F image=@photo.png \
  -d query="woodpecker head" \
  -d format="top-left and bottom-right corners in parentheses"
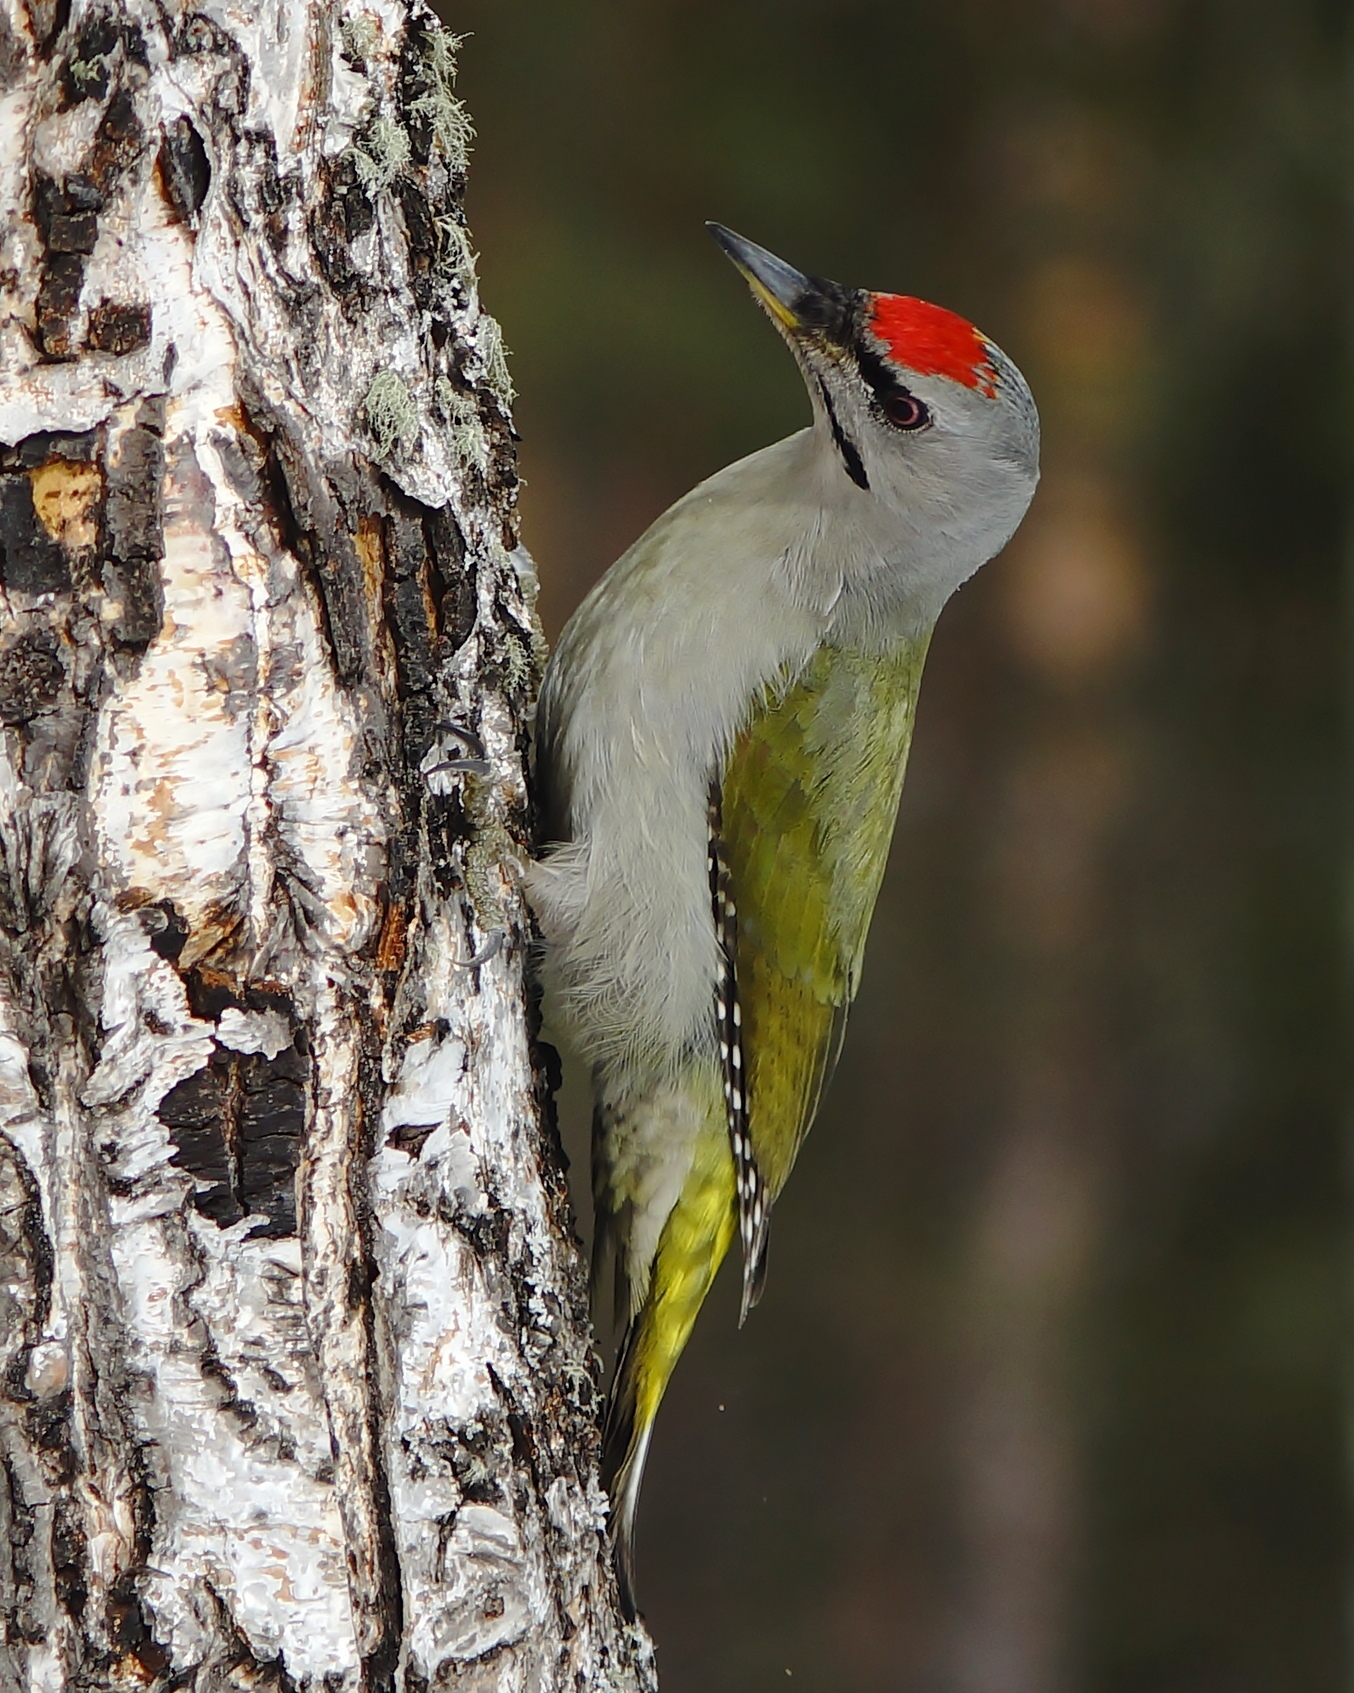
top-left (708, 223), bottom-right (1039, 603)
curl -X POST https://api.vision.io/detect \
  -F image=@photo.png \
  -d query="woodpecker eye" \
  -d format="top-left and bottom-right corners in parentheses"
top-left (882, 391), bottom-right (929, 431)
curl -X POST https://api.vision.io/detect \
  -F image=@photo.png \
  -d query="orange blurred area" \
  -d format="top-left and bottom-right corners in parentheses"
top-left (447, 3), bottom-right (1347, 1687)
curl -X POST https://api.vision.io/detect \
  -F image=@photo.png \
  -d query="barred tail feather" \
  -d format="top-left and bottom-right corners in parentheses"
top-left (742, 1207), bottom-right (771, 1322)
top-left (600, 1326), bottom-right (649, 1622)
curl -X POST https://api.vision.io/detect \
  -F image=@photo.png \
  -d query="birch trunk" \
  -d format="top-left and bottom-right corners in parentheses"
top-left (0, 1), bottom-right (654, 1686)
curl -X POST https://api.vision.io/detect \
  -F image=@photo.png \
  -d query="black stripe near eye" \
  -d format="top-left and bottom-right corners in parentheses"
top-left (854, 333), bottom-right (931, 429)
top-left (816, 377), bottom-right (869, 490)
top-left (854, 333), bottom-right (903, 407)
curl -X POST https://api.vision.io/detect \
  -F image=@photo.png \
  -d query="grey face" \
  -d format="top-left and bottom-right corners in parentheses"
top-left (706, 223), bottom-right (1040, 517)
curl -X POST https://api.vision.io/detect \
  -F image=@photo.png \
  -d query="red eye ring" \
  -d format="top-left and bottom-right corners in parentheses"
top-left (883, 391), bottom-right (929, 430)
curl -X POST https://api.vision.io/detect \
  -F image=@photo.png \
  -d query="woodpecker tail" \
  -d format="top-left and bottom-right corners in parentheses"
top-left (599, 1322), bottom-right (650, 1622)
top-left (600, 1125), bottom-right (737, 1619)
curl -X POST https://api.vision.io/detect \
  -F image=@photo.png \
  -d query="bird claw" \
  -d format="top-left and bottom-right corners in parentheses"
top-left (435, 721), bottom-right (488, 759)
top-left (425, 722), bottom-right (493, 783)
top-left (450, 927), bottom-right (506, 969)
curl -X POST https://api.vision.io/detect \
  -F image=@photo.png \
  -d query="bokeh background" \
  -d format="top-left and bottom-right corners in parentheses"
top-left (446, 3), bottom-right (1349, 1688)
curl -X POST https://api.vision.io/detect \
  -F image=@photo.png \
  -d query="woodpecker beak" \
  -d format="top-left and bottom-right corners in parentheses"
top-left (706, 223), bottom-right (847, 342)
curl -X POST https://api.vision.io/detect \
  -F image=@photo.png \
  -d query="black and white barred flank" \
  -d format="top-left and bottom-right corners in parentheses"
top-left (707, 782), bottom-right (772, 1325)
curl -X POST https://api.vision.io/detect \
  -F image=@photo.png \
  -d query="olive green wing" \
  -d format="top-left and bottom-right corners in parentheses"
top-left (718, 635), bottom-right (930, 1315)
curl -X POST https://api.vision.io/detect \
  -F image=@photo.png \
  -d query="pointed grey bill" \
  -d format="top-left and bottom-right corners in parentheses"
top-left (705, 222), bottom-right (854, 348)
top-left (705, 222), bottom-right (817, 323)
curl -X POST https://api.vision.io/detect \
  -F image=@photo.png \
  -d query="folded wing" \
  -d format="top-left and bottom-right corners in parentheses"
top-left (718, 634), bottom-right (931, 1314)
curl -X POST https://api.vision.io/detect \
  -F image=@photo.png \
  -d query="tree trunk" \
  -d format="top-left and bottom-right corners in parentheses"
top-left (0, 1), bottom-right (653, 1686)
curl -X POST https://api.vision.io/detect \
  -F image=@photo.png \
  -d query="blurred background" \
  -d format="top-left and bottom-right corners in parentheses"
top-left (446, 3), bottom-right (1349, 1688)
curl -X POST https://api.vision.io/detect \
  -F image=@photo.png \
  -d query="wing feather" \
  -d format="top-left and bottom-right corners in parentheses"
top-left (708, 783), bottom-right (772, 1322)
top-left (717, 636), bottom-right (930, 1292)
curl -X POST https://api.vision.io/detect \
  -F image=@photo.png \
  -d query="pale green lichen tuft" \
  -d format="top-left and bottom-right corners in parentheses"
top-left (437, 381), bottom-right (490, 474)
top-left (69, 55), bottom-right (108, 86)
top-left (340, 12), bottom-right (382, 63)
top-left (434, 212), bottom-right (476, 282)
top-left (364, 371), bottom-right (419, 460)
top-left (477, 314), bottom-right (514, 406)
top-left (425, 27), bottom-right (463, 90)
top-left (413, 27), bottom-right (474, 168)
top-left (493, 623), bottom-right (535, 703)
top-left (350, 112), bottom-right (411, 192)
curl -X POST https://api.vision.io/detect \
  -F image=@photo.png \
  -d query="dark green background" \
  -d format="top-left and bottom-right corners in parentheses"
top-left (446, 3), bottom-right (1349, 1687)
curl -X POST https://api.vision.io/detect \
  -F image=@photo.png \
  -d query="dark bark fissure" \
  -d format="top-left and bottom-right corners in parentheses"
top-left (156, 979), bottom-right (307, 1238)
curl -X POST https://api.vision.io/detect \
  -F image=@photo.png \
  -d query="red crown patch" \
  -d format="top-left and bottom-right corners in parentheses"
top-left (868, 294), bottom-right (996, 396)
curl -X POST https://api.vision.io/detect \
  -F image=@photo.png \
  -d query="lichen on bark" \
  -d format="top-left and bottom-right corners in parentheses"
top-left (0, 0), bottom-right (653, 1686)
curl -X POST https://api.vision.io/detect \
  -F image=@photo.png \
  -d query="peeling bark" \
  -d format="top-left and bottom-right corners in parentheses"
top-left (0, 1), bottom-right (654, 1686)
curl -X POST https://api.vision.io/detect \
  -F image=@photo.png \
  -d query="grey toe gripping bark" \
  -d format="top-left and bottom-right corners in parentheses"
top-left (0, 1), bottom-right (654, 1686)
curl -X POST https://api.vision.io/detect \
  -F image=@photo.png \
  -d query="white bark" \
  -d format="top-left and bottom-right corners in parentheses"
top-left (0, 1), bottom-right (654, 1686)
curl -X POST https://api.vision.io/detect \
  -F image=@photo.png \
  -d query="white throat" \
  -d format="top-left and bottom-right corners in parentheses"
top-left (770, 420), bottom-right (1015, 648)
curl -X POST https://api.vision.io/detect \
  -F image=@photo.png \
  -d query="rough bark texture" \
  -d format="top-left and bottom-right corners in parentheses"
top-left (0, 1), bottom-right (654, 1686)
